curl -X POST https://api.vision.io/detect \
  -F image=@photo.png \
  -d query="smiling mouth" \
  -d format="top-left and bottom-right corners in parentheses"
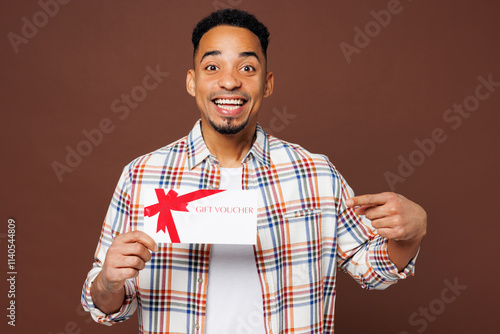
top-left (212, 98), bottom-right (247, 111)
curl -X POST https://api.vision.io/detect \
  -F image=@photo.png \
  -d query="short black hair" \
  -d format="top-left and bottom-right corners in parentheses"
top-left (192, 9), bottom-right (270, 60)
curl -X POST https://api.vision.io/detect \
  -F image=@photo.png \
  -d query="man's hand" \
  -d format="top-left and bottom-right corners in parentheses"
top-left (91, 231), bottom-right (158, 314)
top-left (99, 230), bottom-right (158, 292)
top-left (346, 192), bottom-right (427, 271)
top-left (346, 192), bottom-right (427, 242)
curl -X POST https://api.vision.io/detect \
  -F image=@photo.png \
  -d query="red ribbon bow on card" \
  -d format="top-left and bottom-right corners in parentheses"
top-left (144, 189), bottom-right (224, 243)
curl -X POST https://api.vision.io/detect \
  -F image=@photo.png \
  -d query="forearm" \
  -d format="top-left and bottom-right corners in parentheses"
top-left (90, 272), bottom-right (126, 315)
top-left (387, 237), bottom-right (422, 272)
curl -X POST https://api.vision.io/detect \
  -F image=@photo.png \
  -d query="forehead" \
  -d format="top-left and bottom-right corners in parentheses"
top-left (196, 25), bottom-right (263, 59)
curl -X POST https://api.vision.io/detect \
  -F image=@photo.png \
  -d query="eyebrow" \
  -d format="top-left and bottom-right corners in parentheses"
top-left (199, 50), bottom-right (261, 64)
top-left (240, 51), bottom-right (260, 63)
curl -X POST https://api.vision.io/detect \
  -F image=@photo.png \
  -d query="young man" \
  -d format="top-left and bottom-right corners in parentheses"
top-left (82, 9), bottom-right (426, 333)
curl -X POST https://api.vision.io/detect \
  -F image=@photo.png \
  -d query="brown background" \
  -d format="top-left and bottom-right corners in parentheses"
top-left (1, 0), bottom-right (499, 333)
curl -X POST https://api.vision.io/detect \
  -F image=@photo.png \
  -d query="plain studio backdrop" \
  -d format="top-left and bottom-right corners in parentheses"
top-left (1, 1), bottom-right (499, 333)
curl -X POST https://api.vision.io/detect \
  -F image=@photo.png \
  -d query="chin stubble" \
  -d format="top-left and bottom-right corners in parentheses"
top-left (208, 116), bottom-right (249, 135)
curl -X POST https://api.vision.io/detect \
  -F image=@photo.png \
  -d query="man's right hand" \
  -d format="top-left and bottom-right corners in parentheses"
top-left (91, 231), bottom-right (158, 314)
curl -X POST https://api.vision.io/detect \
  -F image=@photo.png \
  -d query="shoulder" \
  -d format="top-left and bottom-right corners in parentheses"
top-left (267, 134), bottom-right (338, 172)
top-left (123, 135), bottom-right (188, 176)
top-left (266, 134), bottom-right (349, 199)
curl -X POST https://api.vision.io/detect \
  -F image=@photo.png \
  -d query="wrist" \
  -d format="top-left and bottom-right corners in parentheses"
top-left (94, 272), bottom-right (124, 295)
top-left (393, 235), bottom-right (423, 245)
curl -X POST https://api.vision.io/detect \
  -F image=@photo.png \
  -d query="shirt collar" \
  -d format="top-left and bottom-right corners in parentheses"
top-left (186, 120), bottom-right (271, 170)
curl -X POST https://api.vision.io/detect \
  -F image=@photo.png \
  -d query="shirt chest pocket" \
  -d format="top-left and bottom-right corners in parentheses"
top-left (283, 208), bottom-right (322, 220)
top-left (279, 208), bottom-right (322, 244)
top-left (278, 208), bottom-right (324, 285)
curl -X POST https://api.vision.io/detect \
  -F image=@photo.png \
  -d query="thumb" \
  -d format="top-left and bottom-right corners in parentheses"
top-left (351, 205), bottom-right (373, 216)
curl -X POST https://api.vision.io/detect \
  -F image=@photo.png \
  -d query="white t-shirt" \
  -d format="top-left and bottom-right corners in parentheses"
top-left (205, 167), bottom-right (265, 334)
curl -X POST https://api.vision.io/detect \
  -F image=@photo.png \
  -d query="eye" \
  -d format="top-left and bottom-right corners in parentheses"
top-left (205, 64), bottom-right (219, 71)
top-left (241, 65), bottom-right (255, 72)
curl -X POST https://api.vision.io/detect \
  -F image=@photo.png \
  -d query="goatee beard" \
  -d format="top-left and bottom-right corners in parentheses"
top-left (208, 117), bottom-right (249, 135)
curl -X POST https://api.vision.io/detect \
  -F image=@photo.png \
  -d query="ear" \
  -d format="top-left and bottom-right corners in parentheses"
top-left (264, 71), bottom-right (274, 98)
top-left (186, 69), bottom-right (196, 97)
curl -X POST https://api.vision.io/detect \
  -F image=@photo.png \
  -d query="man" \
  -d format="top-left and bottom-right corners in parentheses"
top-left (82, 9), bottom-right (426, 333)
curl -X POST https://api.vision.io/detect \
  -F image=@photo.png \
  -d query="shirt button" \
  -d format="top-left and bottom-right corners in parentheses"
top-left (198, 277), bottom-right (203, 283)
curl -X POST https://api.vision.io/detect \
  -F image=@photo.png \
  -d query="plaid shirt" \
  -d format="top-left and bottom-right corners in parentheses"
top-left (82, 121), bottom-right (415, 333)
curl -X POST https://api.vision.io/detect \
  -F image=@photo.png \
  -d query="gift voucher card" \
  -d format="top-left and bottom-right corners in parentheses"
top-left (140, 188), bottom-right (258, 244)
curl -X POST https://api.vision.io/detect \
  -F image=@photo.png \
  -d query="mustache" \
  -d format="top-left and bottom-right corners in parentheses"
top-left (209, 91), bottom-right (251, 100)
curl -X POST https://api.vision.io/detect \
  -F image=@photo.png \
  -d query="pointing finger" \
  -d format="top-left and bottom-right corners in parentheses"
top-left (346, 193), bottom-right (393, 208)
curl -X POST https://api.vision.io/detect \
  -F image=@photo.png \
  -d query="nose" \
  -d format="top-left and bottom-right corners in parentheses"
top-left (217, 68), bottom-right (241, 91)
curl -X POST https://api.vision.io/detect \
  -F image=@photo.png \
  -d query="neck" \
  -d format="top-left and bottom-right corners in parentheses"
top-left (201, 121), bottom-right (256, 168)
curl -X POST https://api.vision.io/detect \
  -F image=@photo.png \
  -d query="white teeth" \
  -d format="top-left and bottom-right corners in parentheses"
top-left (218, 105), bottom-right (240, 111)
top-left (214, 98), bottom-right (245, 105)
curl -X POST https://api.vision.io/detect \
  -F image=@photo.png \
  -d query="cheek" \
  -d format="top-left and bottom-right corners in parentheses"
top-left (195, 96), bottom-right (208, 111)
top-left (195, 79), bottom-right (216, 99)
top-left (246, 80), bottom-right (265, 96)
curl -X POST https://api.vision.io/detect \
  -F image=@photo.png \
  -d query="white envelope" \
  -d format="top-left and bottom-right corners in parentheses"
top-left (140, 188), bottom-right (258, 245)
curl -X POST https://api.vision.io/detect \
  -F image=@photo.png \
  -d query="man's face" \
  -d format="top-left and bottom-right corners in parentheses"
top-left (187, 25), bottom-right (273, 136)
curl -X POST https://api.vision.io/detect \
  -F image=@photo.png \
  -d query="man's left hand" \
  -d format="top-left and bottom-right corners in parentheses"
top-left (345, 192), bottom-right (427, 242)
